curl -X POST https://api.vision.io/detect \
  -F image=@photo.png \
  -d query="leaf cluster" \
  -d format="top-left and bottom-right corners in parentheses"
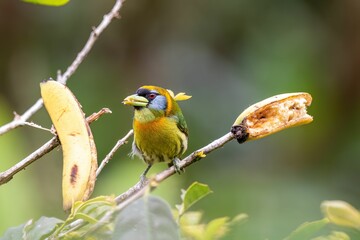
top-left (0, 182), bottom-right (246, 240)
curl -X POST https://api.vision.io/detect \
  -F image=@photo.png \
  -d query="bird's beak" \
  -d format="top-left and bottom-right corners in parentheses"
top-left (123, 94), bottom-right (149, 107)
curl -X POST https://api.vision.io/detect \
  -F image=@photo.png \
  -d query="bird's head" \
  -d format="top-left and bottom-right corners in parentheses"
top-left (123, 85), bottom-right (179, 117)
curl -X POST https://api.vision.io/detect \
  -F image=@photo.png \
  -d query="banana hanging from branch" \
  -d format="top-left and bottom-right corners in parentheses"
top-left (40, 80), bottom-right (98, 210)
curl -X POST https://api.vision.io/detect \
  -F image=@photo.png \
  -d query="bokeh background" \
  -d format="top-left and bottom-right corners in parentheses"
top-left (0, 0), bottom-right (359, 239)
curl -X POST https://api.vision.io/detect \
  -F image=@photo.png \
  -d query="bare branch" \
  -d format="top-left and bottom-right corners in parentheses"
top-left (0, 136), bottom-right (59, 185)
top-left (86, 108), bottom-right (112, 123)
top-left (0, 99), bottom-right (44, 136)
top-left (115, 132), bottom-right (235, 204)
top-left (57, 0), bottom-right (125, 84)
top-left (0, 108), bottom-right (111, 185)
top-left (96, 129), bottom-right (134, 177)
top-left (110, 91), bottom-right (313, 209)
top-left (0, 0), bottom-right (125, 136)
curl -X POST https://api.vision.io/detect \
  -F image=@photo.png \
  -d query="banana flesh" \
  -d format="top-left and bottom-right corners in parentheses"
top-left (232, 92), bottom-right (313, 143)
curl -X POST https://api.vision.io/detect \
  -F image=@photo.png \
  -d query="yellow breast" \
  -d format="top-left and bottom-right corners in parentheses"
top-left (133, 117), bottom-right (187, 164)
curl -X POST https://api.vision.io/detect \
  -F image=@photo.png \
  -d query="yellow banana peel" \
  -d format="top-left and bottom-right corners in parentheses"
top-left (40, 80), bottom-right (97, 210)
top-left (231, 92), bottom-right (313, 143)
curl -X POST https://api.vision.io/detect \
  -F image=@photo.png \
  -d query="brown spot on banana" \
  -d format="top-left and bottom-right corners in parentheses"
top-left (70, 164), bottom-right (78, 185)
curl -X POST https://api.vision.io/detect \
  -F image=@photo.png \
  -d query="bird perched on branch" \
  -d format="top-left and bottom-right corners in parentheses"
top-left (123, 85), bottom-right (191, 179)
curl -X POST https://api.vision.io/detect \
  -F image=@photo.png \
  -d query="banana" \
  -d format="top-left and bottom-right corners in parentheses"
top-left (40, 80), bottom-right (97, 210)
top-left (231, 92), bottom-right (313, 143)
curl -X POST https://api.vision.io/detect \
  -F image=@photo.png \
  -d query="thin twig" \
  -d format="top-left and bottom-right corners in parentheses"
top-left (0, 108), bottom-right (111, 185)
top-left (57, 0), bottom-right (124, 84)
top-left (96, 129), bottom-right (134, 177)
top-left (0, 99), bottom-right (44, 136)
top-left (86, 108), bottom-right (112, 123)
top-left (0, 0), bottom-right (125, 136)
top-left (22, 121), bottom-right (53, 133)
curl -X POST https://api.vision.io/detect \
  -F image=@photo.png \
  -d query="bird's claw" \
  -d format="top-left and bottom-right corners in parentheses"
top-left (139, 174), bottom-right (148, 184)
top-left (173, 158), bottom-right (184, 174)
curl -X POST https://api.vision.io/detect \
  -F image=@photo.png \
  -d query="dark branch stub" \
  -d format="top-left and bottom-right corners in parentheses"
top-left (230, 118), bottom-right (249, 144)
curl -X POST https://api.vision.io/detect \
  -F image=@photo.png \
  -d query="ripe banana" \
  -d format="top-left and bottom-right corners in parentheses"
top-left (40, 80), bottom-right (97, 210)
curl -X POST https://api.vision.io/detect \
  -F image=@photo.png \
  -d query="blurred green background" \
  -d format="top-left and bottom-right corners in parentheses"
top-left (0, 0), bottom-right (359, 239)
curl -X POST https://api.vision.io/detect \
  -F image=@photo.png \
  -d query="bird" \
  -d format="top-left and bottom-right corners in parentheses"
top-left (123, 85), bottom-right (191, 179)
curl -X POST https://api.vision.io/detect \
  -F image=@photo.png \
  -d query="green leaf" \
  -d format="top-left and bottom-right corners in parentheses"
top-left (0, 217), bottom-right (63, 240)
top-left (203, 214), bottom-right (248, 240)
top-left (178, 182), bottom-right (213, 215)
top-left (312, 231), bottom-right (350, 240)
top-left (50, 196), bottom-right (116, 238)
top-left (181, 224), bottom-right (205, 240)
top-left (178, 211), bottom-right (205, 240)
top-left (24, 217), bottom-right (63, 240)
top-left (284, 218), bottom-right (330, 240)
top-left (67, 195), bottom-right (116, 221)
top-left (203, 217), bottom-right (229, 240)
top-left (179, 212), bottom-right (248, 240)
top-left (22, 0), bottom-right (70, 7)
top-left (75, 195), bottom-right (116, 214)
top-left (0, 223), bottom-right (26, 240)
top-left (73, 213), bottom-right (98, 224)
top-left (180, 211), bottom-right (204, 226)
top-left (113, 196), bottom-right (180, 240)
top-left (231, 213), bottom-right (249, 225)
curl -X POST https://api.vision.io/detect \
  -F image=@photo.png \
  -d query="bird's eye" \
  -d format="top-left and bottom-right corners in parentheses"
top-left (148, 93), bottom-right (157, 100)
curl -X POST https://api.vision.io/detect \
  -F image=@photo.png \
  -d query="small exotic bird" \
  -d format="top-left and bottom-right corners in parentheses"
top-left (123, 85), bottom-right (191, 179)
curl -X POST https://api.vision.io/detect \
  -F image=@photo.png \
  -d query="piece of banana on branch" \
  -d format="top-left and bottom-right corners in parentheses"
top-left (41, 80), bottom-right (97, 210)
top-left (232, 92), bottom-right (313, 143)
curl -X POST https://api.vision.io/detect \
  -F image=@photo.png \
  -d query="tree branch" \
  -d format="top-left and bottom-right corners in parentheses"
top-left (110, 91), bottom-right (313, 207)
top-left (0, 108), bottom-right (111, 185)
top-left (96, 129), bottom-right (134, 177)
top-left (57, 0), bottom-right (124, 84)
top-left (0, 99), bottom-right (44, 136)
top-left (0, 0), bottom-right (125, 136)
top-left (0, 136), bottom-right (59, 185)
top-left (115, 132), bottom-right (235, 203)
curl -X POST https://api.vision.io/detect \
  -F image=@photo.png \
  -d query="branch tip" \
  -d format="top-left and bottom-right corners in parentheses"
top-left (114, 12), bottom-right (121, 19)
top-left (13, 111), bottom-right (21, 120)
top-left (57, 70), bottom-right (62, 80)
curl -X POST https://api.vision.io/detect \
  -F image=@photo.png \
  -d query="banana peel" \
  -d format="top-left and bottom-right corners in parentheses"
top-left (40, 80), bottom-right (97, 210)
top-left (231, 92), bottom-right (313, 143)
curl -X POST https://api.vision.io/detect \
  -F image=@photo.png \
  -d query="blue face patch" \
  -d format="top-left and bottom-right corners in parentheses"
top-left (148, 95), bottom-right (167, 111)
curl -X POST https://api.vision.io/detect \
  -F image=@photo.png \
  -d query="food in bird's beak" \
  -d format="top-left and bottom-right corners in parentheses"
top-left (231, 92), bottom-right (313, 143)
top-left (123, 94), bottom-right (149, 107)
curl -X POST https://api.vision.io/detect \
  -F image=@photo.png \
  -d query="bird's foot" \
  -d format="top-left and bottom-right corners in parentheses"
top-left (139, 164), bottom-right (152, 182)
top-left (172, 158), bottom-right (184, 174)
top-left (140, 174), bottom-right (148, 184)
